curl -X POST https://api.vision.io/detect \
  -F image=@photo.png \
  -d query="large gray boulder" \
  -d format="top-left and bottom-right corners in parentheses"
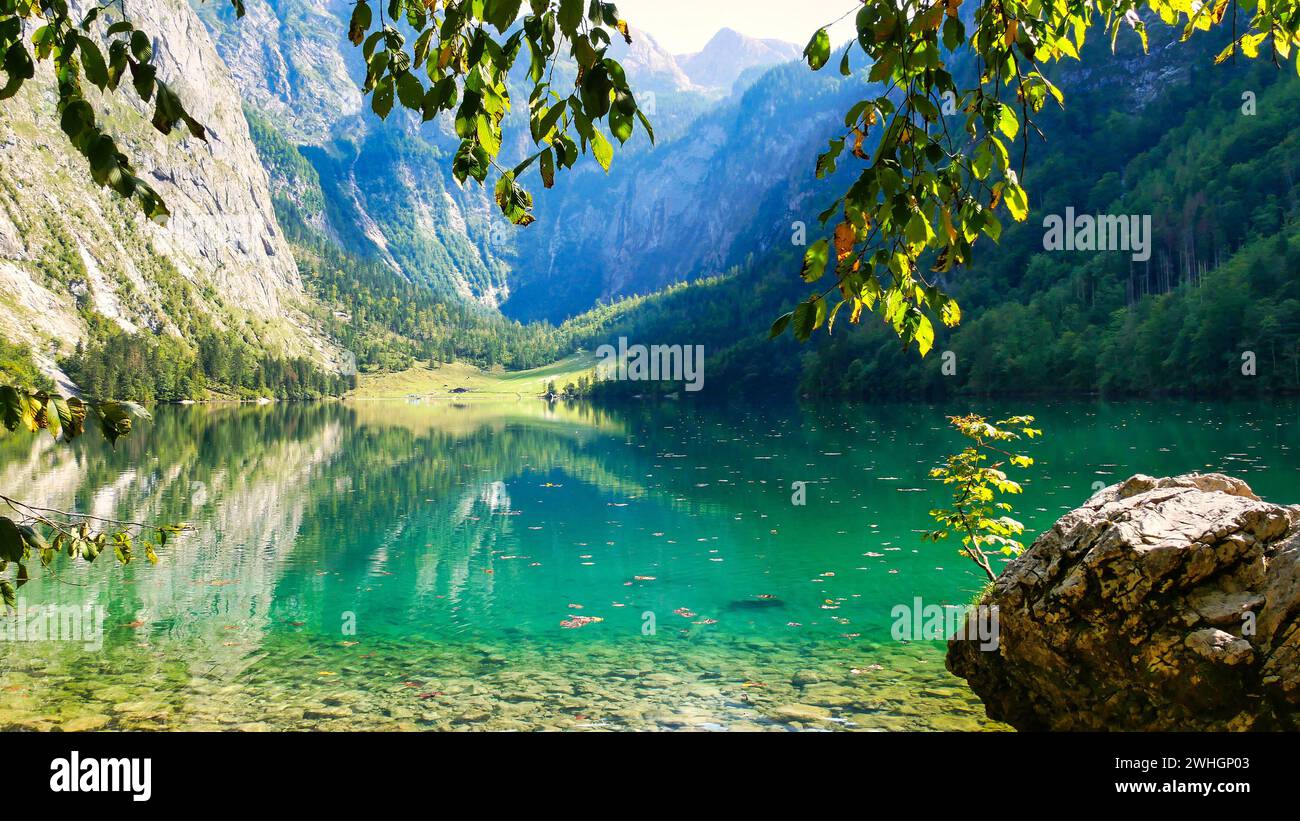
top-left (947, 473), bottom-right (1300, 731)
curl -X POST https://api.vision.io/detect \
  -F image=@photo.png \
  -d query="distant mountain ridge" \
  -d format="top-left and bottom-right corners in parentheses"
top-left (677, 28), bottom-right (802, 92)
top-left (190, 1), bottom-right (813, 318)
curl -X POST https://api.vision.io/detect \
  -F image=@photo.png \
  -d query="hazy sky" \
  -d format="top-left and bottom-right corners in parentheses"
top-left (615, 0), bottom-right (859, 54)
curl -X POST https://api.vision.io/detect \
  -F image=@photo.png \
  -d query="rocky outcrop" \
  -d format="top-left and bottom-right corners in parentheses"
top-left (947, 473), bottom-right (1300, 731)
top-left (192, 0), bottom-right (363, 143)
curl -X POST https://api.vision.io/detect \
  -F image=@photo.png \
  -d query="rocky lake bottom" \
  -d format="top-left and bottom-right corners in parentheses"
top-left (1, 633), bottom-right (1003, 732)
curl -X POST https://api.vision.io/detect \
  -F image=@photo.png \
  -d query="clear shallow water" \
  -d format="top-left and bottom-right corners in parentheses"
top-left (0, 398), bottom-right (1297, 731)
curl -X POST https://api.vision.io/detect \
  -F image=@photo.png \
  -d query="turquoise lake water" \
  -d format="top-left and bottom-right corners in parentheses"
top-left (0, 398), bottom-right (1296, 730)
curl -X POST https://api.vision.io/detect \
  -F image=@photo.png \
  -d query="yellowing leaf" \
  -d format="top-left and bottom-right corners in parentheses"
top-left (1004, 183), bottom-right (1029, 222)
top-left (941, 207), bottom-right (957, 244)
top-left (833, 222), bottom-right (856, 261)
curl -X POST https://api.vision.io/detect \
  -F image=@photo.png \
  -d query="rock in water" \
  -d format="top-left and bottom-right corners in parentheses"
top-left (947, 473), bottom-right (1300, 731)
top-left (725, 597), bottom-right (784, 611)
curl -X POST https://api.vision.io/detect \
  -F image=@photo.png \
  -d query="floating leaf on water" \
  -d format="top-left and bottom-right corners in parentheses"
top-left (560, 616), bottom-right (603, 629)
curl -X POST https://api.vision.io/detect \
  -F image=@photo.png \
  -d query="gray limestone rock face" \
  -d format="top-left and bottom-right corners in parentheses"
top-left (948, 473), bottom-right (1300, 731)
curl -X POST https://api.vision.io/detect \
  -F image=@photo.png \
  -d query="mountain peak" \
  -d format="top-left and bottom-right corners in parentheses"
top-left (677, 28), bottom-right (802, 92)
top-left (702, 27), bottom-right (747, 46)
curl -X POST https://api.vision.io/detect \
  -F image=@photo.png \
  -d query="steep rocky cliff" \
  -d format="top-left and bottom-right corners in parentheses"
top-left (0, 0), bottom-right (338, 380)
top-left (194, 0), bottom-right (513, 307)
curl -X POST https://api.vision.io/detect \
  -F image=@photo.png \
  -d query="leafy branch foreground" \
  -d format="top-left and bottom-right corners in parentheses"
top-left (925, 413), bottom-right (1040, 580)
top-left (771, 0), bottom-right (1300, 355)
top-left (0, 386), bottom-right (185, 608)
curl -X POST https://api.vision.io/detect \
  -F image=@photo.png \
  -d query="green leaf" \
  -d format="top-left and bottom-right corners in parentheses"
top-left (558, 0), bottom-right (584, 36)
top-left (539, 147), bottom-right (555, 188)
top-left (800, 239), bottom-right (830, 283)
top-left (590, 128), bottom-right (613, 173)
top-left (63, 397), bottom-right (87, 440)
top-left (769, 312), bottom-right (793, 339)
top-left (45, 396), bottom-right (66, 439)
top-left (914, 313), bottom-right (935, 357)
top-left (1004, 182), bottom-right (1029, 222)
top-left (792, 300), bottom-right (817, 342)
top-left (79, 36), bottom-right (109, 90)
top-left (816, 138), bottom-right (844, 179)
top-left (0, 386), bottom-right (23, 431)
top-left (609, 93), bottom-right (634, 143)
top-left (349, 2), bottom-right (372, 47)
top-left (129, 61), bottom-right (156, 102)
top-left (0, 518), bottom-right (24, 563)
top-left (997, 104), bottom-right (1020, 141)
top-left (476, 114), bottom-right (502, 158)
top-left (372, 76), bottom-right (395, 119)
top-left (486, 0), bottom-right (524, 33)
top-left (942, 17), bottom-right (966, 52)
top-left (95, 401), bottom-right (134, 447)
top-left (453, 140), bottom-right (489, 183)
top-left (635, 109), bottom-right (655, 144)
top-left (868, 51), bottom-right (894, 83)
top-left (534, 99), bottom-right (566, 142)
top-left (982, 212), bottom-right (1002, 242)
top-left (396, 72), bottom-right (424, 110)
top-left (0, 43), bottom-right (35, 100)
top-left (20, 524), bottom-right (50, 554)
top-left (493, 171), bottom-right (536, 226)
top-left (843, 100), bottom-right (870, 129)
top-left (130, 30), bottom-right (152, 63)
top-left (804, 28), bottom-right (831, 71)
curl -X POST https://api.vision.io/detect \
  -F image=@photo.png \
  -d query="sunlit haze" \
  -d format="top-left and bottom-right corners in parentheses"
top-left (615, 0), bottom-right (858, 53)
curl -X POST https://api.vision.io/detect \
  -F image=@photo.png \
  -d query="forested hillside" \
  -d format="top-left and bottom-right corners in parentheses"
top-left (592, 23), bottom-right (1300, 399)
